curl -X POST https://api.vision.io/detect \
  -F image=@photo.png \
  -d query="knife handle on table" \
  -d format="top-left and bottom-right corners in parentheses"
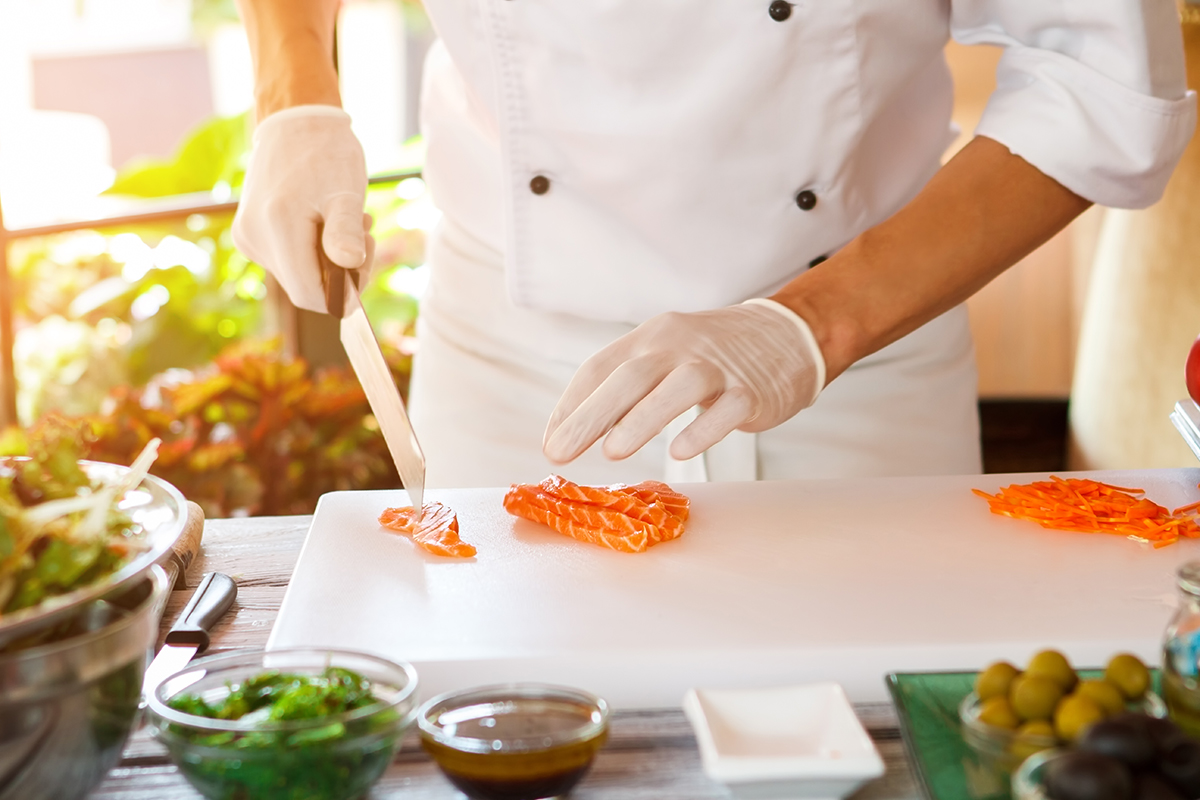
top-left (165, 572), bottom-right (238, 652)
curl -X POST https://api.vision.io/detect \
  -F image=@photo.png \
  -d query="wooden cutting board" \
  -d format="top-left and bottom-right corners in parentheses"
top-left (267, 469), bottom-right (1200, 708)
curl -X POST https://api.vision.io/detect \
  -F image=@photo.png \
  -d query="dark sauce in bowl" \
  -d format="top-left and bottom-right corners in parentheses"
top-left (418, 685), bottom-right (609, 800)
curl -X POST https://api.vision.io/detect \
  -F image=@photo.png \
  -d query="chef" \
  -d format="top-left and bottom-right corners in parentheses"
top-left (232, 0), bottom-right (1195, 488)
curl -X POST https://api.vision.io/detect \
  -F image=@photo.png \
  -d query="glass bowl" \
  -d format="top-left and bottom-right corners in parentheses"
top-left (144, 647), bottom-right (419, 800)
top-left (417, 683), bottom-right (610, 800)
top-left (1011, 748), bottom-right (1059, 800)
top-left (958, 689), bottom-right (1167, 775)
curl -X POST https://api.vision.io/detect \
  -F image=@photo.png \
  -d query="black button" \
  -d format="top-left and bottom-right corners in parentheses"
top-left (530, 175), bottom-right (551, 195)
top-left (795, 190), bottom-right (817, 210)
top-left (808, 254), bottom-right (828, 268)
top-left (768, 1), bottom-right (792, 21)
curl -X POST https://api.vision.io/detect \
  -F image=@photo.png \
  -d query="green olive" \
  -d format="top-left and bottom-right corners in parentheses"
top-left (1054, 693), bottom-right (1105, 743)
top-left (1026, 649), bottom-right (1078, 692)
top-left (1010, 720), bottom-right (1057, 761)
top-left (1010, 674), bottom-right (1064, 721)
top-left (975, 661), bottom-right (1020, 703)
top-left (978, 695), bottom-right (1020, 730)
top-left (1104, 653), bottom-right (1151, 701)
top-left (1076, 679), bottom-right (1126, 717)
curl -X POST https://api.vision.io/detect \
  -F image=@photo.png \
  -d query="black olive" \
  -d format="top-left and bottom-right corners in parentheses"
top-left (1134, 772), bottom-right (1187, 800)
top-left (1139, 715), bottom-right (1190, 757)
top-left (1078, 717), bottom-right (1157, 769)
top-left (1159, 739), bottom-right (1200, 797)
top-left (1044, 751), bottom-right (1135, 800)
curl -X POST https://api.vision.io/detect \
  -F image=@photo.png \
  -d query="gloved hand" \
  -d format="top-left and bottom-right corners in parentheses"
top-left (542, 298), bottom-right (827, 463)
top-left (232, 105), bottom-right (374, 313)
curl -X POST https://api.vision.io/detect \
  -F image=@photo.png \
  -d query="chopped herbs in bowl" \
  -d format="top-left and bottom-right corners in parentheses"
top-left (145, 648), bottom-right (419, 800)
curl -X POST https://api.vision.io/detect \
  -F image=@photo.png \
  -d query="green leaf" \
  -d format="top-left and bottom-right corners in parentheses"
top-left (33, 537), bottom-right (104, 588)
top-left (105, 114), bottom-right (250, 198)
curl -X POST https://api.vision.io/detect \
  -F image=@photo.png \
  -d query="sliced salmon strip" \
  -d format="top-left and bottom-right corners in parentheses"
top-left (503, 485), bottom-right (650, 553)
top-left (379, 502), bottom-right (477, 558)
top-left (538, 475), bottom-right (684, 540)
top-left (503, 475), bottom-right (689, 553)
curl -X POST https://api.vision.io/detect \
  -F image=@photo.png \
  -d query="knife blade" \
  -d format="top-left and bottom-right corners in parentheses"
top-left (141, 572), bottom-right (237, 699)
top-left (319, 231), bottom-right (426, 513)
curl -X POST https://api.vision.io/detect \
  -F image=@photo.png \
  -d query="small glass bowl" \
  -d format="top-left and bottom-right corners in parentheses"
top-left (958, 690), bottom-right (1167, 775)
top-left (417, 683), bottom-right (610, 800)
top-left (1010, 748), bottom-right (1059, 800)
top-left (144, 647), bottom-right (419, 800)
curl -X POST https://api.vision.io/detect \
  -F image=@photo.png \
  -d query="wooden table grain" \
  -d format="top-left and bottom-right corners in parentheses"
top-left (91, 516), bottom-right (924, 799)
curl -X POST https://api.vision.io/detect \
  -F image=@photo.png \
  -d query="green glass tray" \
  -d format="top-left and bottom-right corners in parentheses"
top-left (885, 669), bottom-right (1162, 800)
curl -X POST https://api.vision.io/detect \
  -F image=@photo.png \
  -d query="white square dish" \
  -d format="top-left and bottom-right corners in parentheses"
top-left (682, 682), bottom-right (885, 800)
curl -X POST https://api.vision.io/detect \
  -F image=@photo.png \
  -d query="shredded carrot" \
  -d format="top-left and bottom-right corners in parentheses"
top-left (972, 477), bottom-right (1200, 548)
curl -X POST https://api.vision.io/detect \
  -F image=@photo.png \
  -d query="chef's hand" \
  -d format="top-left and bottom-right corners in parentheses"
top-left (232, 105), bottom-right (374, 313)
top-left (543, 299), bottom-right (827, 463)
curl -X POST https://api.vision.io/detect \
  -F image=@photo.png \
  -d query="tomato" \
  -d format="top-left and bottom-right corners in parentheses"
top-left (1187, 335), bottom-right (1200, 405)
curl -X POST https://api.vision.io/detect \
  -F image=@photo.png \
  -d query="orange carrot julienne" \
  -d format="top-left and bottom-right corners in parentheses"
top-left (974, 476), bottom-right (1200, 548)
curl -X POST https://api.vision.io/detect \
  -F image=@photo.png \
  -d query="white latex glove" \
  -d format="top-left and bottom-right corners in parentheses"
top-left (543, 298), bottom-right (827, 464)
top-left (232, 105), bottom-right (374, 313)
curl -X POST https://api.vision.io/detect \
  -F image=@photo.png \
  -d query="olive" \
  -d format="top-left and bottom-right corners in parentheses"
top-left (1010, 720), bottom-right (1057, 761)
top-left (1105, 654), bottom-right (1151, 701)
top-left (1076, 679), bottom-right (1127, 718)
top-left (977, 695), bottom-right (1019, 729)
top-left (1043, 750), bottom-right (1134, 800)
top-left (1055, 694), bottom-right (1106, 743)
top-left (1139, 714), bottom-right (1190, 756)
top-left (1028, 649), bottom-right (1079, 692)
top-left (1011, 674), bottom-right (1065, 721)
top-left (975, 661), bottom-right (1020, 702)
top-left (1076, 716), bottom-right (1156, 769)
top-left (1134, 773), bottom-right (1187, 800)
top-left (1159, 739), bottom-right (1200, 797)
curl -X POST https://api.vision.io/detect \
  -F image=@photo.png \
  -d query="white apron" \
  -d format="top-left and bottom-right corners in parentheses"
top-left (408, 218), bottom-right (982, 488)
top-left (407, 0), bottom-right (1192, 487)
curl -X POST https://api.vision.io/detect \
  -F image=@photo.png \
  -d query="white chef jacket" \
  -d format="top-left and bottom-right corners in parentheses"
top-left (419, 0), bottom-right (1196, 326)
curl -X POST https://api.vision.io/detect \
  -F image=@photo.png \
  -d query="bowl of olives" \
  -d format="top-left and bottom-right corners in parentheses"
top-left (960, 650), bottom-right (1163, 774)
top-left (1012, 712), bottom-right (1200, 800)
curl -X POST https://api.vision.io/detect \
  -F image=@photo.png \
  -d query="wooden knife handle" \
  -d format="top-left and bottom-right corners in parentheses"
top-left (317, 222), bottom-right (346, 320)
top-left (166, 501), bottom-right (205, 590)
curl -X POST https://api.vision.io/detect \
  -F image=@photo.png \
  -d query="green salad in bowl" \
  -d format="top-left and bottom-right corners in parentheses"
top-left (145, 648), bottom-right (420, 800)
top-left (0, 425), bottom-right (185, 646)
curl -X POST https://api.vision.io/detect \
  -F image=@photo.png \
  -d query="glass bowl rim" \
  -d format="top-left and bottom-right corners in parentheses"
top-left (145, 646), bottom-right (419, 734)
top-left (417, 682), bottom-right (610, 754)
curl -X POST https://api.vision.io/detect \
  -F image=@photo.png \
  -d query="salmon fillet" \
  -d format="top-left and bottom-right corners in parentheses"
top-left (503, 475), bottom-right (689, 553)
top-left (379, 502), bottom-right (477, 558)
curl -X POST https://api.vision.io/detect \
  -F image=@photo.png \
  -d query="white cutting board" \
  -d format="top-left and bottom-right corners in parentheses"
top-left (268, 469), bottom-right (1200, 708)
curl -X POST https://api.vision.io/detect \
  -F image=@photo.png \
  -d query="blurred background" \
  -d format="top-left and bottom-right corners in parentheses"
top-left (0, 1), bottom-right (1197, 516)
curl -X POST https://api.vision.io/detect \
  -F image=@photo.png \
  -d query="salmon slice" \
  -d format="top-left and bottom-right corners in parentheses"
top-left (537, 475), bottom-right (684, 540)
top-left (504, 484), bottom-right (652, 552)
top-left (379, 502), bottom-right (477, 558)
top-left (503, 475), bottom-right (689, 553)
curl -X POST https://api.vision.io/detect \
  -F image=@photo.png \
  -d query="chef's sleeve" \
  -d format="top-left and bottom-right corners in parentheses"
top-left (951, 0), bottom-right (1196, 208)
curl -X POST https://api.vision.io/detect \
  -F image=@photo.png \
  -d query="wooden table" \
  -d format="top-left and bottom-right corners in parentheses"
top-left (91, 516), bottom-right (924, 799)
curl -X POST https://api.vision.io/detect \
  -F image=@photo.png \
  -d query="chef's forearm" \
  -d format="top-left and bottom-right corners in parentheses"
top-left (237, 0), bottom-right (342, 119)
top-left (771, 135), bottom-right (1091, 384)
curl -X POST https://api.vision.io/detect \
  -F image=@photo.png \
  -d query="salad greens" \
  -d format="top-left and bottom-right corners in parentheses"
top-left (0, 421), bottom-right (159, 613)
top-left (163, 667), bottom-right (404, 800)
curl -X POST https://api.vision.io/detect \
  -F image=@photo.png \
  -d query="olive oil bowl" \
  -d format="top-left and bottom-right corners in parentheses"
top-left (417, 683), bottom-right (610, 800)
top-left (144, 647), bottom-right (419, 800)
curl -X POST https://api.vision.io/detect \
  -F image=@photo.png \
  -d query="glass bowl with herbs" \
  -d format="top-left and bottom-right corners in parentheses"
top-left (144, 647), bottom-right (419, 800)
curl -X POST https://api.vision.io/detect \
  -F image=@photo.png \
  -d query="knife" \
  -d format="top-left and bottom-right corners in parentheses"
top-left (141, 571), bottom-right (237, 699)
top-left (319, 228), bottom-right (426, 513)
